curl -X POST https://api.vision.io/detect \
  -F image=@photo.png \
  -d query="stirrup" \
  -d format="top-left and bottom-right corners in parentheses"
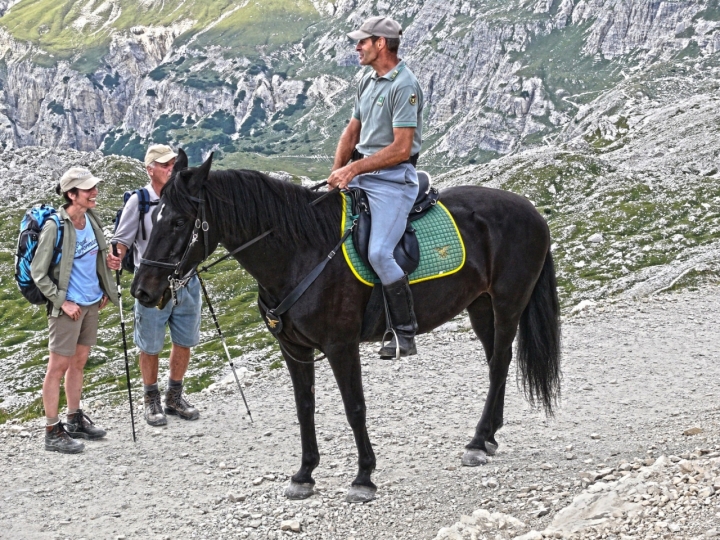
top-left (380, 328), bottom-right (400, 360)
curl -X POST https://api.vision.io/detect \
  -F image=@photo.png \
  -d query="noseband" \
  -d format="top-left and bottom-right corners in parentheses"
top-left (139, 191), bottom-right (209, 305)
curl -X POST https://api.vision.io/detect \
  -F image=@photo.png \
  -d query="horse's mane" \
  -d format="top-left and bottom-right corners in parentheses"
top-left (164, 169), bottom-right (342, 249)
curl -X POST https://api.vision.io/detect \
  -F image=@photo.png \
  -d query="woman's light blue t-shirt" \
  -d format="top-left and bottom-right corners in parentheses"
top-left (66, 217), bottom-right (103, 306)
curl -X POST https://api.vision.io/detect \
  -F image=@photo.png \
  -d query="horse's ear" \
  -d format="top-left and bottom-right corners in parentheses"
top-left (199, 152), bottom-right (213, 174)
top-left (184, 151), bottom-right (213, 193)
top-left (174, 148), bottom-right (189, 172)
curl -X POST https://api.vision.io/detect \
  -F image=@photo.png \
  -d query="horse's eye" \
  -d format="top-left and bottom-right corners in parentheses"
top-left (174, 219), bottom-right (186, 229)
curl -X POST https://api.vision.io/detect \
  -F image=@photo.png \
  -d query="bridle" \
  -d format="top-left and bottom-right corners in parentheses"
top-left (139, 191), bottom-right (210, 305)
top-left (139, 188), bottom-right (274, 306)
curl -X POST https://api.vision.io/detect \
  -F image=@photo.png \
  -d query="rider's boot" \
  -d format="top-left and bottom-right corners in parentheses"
top-left (378, 275), bottom-right (418, 359)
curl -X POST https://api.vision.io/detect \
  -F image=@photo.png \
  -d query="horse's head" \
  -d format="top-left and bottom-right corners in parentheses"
top-left (131, 149), bottom-right (219, 308)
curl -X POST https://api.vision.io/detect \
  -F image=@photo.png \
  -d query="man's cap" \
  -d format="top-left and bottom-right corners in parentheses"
top-left (348, 16), bottom-right (403, 40)
top-left (144, 144), bottom-right (178, 166)
top-left (59, 167), bottom-right (102, 192)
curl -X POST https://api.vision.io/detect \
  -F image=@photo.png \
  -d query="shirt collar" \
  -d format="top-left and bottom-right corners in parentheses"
top-left (371, 60), bottom-right (406, 81)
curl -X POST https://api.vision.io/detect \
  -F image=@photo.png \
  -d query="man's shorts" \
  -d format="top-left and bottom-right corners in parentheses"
top-left (133, 276), bottom-right (201, 355)
top-left (48, 302), bottom-right (100, 357)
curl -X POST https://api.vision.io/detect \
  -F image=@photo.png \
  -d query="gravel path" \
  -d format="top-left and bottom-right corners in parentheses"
top-left (1, 287), bottom-right (719, 540)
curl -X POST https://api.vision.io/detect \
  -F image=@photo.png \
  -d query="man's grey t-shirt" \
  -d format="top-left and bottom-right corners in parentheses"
top-left (112, 184), bottom-right (159, 269)
top-left (352, 60), bottom-right (423, 157)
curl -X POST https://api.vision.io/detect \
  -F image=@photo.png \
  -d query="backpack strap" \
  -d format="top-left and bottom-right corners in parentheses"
top-left (49, 214), bottom-right (64, 266)
top-left (135, 188), bottom-right (160, 241)
top-left (136, 188), bottom-right (149, 241)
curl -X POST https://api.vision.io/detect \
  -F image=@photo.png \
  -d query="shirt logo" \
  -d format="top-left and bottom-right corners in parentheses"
top-left (376, 96), bottom-right (385, 107)
top-left (409, 94), bottom-right (417, 106)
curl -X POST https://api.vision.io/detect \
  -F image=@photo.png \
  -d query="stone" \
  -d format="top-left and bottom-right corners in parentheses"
top-left (588, 233), bottom-right (603, 243)
top-left (252, 477), bottom-right (263, 486)
top-left (281, 520), bottom-right (301, 532)
top-left (513, 531), bottom-right (543, 540)
top-left (683, 427), bottom-right (703, 436)
top-left (571, 300), bottom-right (596, 314)
top-left (226, 492), bottom-right (246, 503)
top-left (698, 486), bottom-right (715, 498)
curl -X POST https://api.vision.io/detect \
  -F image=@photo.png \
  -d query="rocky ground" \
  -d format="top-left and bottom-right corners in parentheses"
top-left (1, 287), bottom-right (719, 540)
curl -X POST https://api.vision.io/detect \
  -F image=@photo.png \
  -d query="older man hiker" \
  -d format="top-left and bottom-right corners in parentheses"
top-left (108, 144), bottom-right (201, 426)
top-left (327, 15), bottom-right (424, 358)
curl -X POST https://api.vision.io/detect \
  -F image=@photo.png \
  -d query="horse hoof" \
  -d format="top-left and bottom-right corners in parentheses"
top-left (461, 448), bottom-right (489, 467)
top-left (285, 481), bottom-right (315, 500)
top-left (485, 441), bottom-right (498, 456)
top-left (346, 485), bottom-right (376, 503)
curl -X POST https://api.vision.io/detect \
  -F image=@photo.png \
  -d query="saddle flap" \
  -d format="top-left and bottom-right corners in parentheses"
top-left (349, 187), bottom-right (421, 277)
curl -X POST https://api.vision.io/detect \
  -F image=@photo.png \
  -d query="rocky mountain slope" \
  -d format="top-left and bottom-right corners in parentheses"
top-left (0, 0), bottom-right (717, 173)
top-left (0, 0), bottom-right (718, 421)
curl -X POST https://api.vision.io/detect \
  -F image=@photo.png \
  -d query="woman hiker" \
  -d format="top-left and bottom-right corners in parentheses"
top-left (31, 167), bottom-right (118, 454)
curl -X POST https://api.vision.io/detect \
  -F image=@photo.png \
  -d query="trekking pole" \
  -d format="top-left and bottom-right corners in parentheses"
top-left (197, 275), bottom-right (254, 423)
top-left (112, 242), bottom-right (137, 442)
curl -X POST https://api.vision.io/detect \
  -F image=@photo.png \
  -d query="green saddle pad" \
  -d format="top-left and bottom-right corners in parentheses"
top-left (341, 193), bottom-right (466, 286)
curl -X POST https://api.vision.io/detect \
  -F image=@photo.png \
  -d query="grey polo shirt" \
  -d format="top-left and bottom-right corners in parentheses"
top-left (352, 60), bottom-right (423, 157)
top-left (112, 183), bottom-right (159, 269)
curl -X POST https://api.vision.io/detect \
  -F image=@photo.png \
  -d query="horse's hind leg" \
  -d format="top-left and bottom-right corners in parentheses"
top-left (466, 295), bottom-right (500, 455)
top-left (281, 341), bottom-right (320, 500)
top-left (463, 296), bottom-right (519, 466)
top-left (325, 342), bottom-right (377, 503)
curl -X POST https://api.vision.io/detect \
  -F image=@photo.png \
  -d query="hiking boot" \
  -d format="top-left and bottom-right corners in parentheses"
top-left (378, 275), bottom-right (418, 359)
top-left (144, 389), bottom-right (168, 426)
top-left (45, 422), bottom-right (84, 454)
top-left (164, 386), bottom-right (199, 421)
top-left (65, 409), bottom-right (107, 440)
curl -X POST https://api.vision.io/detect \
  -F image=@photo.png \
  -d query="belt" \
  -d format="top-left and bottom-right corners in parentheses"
top-left (351, 149), bottom-right (419, 167)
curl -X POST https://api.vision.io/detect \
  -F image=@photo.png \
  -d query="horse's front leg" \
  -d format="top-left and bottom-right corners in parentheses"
top-left (326, 342), bottom-right (377, 503)
top-left (281, 340), bottom-right (320, 500)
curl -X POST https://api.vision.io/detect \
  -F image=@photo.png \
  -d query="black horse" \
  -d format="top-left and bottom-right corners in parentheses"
top-left (132, 150), bottom-right (561, 503)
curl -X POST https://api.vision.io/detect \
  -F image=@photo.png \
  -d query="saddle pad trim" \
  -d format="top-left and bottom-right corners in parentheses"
top-left (340, 194), bottom-right (466, 286)
top-left (341, 194), bottom-right (374, 287)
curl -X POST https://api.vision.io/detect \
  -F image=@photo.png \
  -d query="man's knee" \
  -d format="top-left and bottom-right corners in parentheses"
top-left (367, 245), bottom-right (392, 272)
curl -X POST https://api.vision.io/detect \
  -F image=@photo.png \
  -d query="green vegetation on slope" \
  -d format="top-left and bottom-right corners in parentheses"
top-left (0, 154), bottom-right (281, 423)
top-left (0, 0), bottom-right (320, 70)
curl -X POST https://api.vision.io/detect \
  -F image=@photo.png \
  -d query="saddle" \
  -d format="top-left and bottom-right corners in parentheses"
top-left (348, 171), bottom-right (439, 276)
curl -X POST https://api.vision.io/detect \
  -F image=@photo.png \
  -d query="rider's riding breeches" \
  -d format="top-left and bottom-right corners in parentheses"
top-left (348, 164), bottom-right (419, 284)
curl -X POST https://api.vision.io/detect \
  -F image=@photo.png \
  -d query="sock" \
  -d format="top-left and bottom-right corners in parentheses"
top-left (168, 378), bottom-right (183, 390)
top-left (144, 383), bottom-right (159, 394)
top-left (67, 408), bottom-right (79, 416)
top-left (46, 416), bottom-right (60, 427)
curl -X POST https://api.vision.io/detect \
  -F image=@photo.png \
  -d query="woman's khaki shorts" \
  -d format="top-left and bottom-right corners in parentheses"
top-left (48, 302), bottom-right (100, 357)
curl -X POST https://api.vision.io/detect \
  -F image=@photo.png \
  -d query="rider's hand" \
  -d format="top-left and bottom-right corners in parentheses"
top-left (61, 300), bottom-right (81, 321)
top-left (106, 252), bottom-right (121, 271)
top-left (327, 164), bottom-right (356, 190)
top-left (99, 295), bottom-right (109, 310)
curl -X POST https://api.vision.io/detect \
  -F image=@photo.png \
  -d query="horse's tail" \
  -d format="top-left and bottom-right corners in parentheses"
top-left (516, 250), bottom-right (562, 415)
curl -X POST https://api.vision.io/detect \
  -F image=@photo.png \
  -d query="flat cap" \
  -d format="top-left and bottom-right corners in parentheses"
top-left (348, 16), bottom-right (403, 40)
top-left (59, 167), bottom-right (102, 192)
top-left (144, 144), bottom-right (178, 166)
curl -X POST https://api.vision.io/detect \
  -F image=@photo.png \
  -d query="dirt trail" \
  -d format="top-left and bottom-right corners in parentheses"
top-left (1, 288), bottom-right (719, 539)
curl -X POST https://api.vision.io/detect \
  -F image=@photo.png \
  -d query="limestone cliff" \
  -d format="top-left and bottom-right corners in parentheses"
top-left (0, 0), bottom-right (717, 168)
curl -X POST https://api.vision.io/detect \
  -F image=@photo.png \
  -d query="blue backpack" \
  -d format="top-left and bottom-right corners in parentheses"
top-left (15, 205), bottom-right (64, 305)
top-left (113, 188), bottom-right (158, 273)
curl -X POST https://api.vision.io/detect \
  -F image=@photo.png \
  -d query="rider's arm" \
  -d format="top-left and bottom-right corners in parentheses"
top-left (327, 127), bottom-right (415, 189)
top-left (331, 117), bottom-right (361, 172)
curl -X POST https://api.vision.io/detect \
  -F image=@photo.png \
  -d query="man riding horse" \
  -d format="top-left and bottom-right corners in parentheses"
top-left (327, 15), bottom-right (424, 359)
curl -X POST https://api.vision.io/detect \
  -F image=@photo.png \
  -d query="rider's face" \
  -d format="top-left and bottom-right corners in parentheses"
top-left (356, 37), bottom-right (383, 66)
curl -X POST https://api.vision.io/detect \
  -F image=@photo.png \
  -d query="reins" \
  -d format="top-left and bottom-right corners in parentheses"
top-left (139, 179), bottom-right (345, 369)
